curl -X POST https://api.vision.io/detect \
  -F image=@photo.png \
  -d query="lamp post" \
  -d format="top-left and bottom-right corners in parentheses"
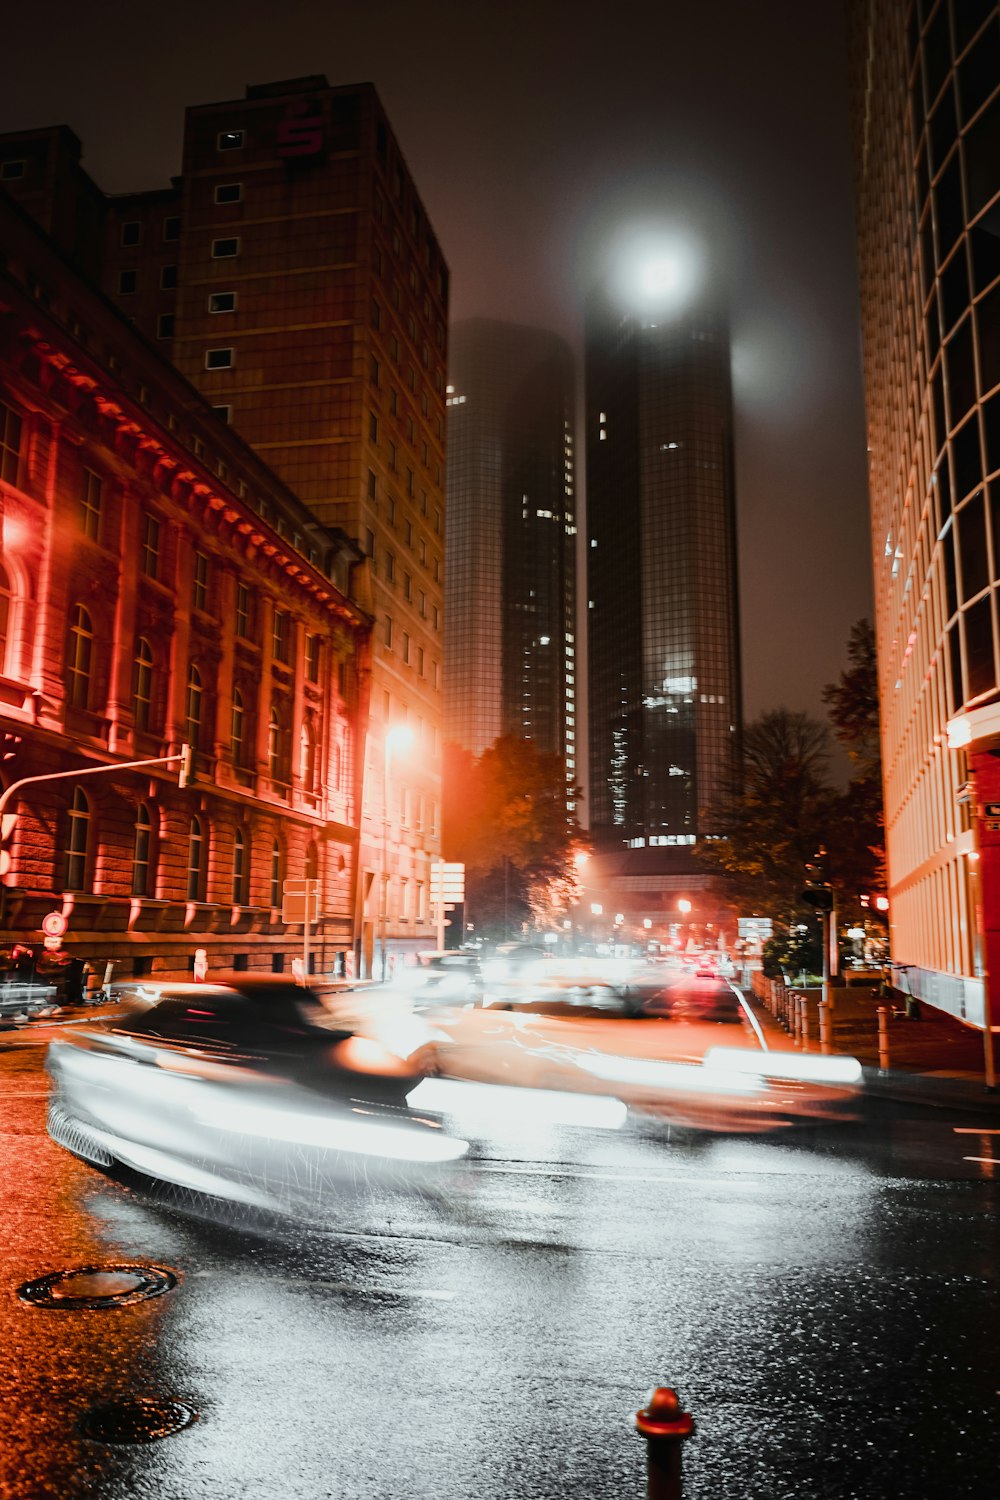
top-left (380, 724), bottom-right (413, 980)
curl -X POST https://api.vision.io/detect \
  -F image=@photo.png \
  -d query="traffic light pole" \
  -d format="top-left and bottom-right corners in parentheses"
top-left (821, 909), bottom-right (832, 1013)
top-left (0, 747), bottom-right (191, 824)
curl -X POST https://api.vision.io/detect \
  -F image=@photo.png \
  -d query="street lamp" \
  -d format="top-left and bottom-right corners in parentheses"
top-left (677, 898), bottom-right (692, 914)
top-left (381, 724), bottom-right (413, 980)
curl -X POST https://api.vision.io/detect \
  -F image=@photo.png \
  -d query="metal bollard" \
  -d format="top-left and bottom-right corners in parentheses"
top-left (635, 1386), bottom-right (695, 1500)
top-left (877, 1004), bottom-right (890, 1072)
top-left (799, 995), bottom-right (810, 1051)
top-left (791, 992), bottom-right (801, 1045)
top-left (818, 1000), bottom-right (832, 1055)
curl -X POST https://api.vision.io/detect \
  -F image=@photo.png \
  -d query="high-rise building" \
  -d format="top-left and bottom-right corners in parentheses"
top-left (445, 319), bottom-right (577, 775)
top-left (584, 279), bottom-right (742, 887)
top-left (1, 78), bottom-right (449, 974)
top-left (848, 0), bottom-right (1000, 1032)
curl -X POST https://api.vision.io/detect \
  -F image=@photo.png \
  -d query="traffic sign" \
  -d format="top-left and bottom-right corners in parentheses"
top-left (430, 862), bottom-right (465, 903)
top-left (282, 878), bottom-right (320, 924)
top-left (41, 911), bottom-right (68, 939)
top-left (43, 934), bottom-right (62, 952)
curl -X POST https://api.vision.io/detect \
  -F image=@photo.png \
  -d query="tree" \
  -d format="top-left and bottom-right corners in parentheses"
top-left (822, 618), bottom-right (885, 903)
top-left (443, 736), bottom-right (583, 942)
top-left (698, 708), bottom-right (837, 929)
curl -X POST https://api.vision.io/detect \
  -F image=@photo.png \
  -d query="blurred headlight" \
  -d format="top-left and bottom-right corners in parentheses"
top-left (192, 1097), bottom-right (469, 1161)
top-left (576, 1053), bottom-right (763, 1095)
top-left (406, 1077), bottom-right (627, 1130)
top-left (703, 1047), bottom-right (863, 1087)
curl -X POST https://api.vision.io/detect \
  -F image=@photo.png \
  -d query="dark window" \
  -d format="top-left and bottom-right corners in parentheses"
top-left (984, 390), bottom-right (1000, 474)
top-left (964, 594), bottom-right (997, 698)
top-left (212, 238), bottom-right (239, 259)
top-left (64, 787), bottom-right (90, 891)
top-left (117, 269), bottom-right (137, 295)
top-left (272, 610), bottom-right (291, 664)
top-left (141, 514), bottom-right (160, 578)
top-left (160, 264), bottom-right (178, 290)
top-left (157, 313), bottom-right (175, 339)
top-left (215, 182), bottom-right (243, 204)
top-left (0, 159), bottom-right (26, 180)
top-left (0, 401), bottom-right (21, 485)
top-left (971, 222), bottom-right (1000, 296)
top-left (305, 634), bottom-right (320, 682)
top-left (132, 638), bottom-right (153, 730)
top-left (163, 216), bottom-right (180, 242)
top-left (232, 828), bottom-right (249, 904)
top-left (943, 524), bottom-right (959, 619)
top-left (952, 414), bottom-right (983, 501)
top-left (940, 249), bottom-right (970, 334)
top-left (205, 347), bottom-right (234, 370)
top-left (193, 551), bottom-right (209, 612)
top-left (81, 469), bottom-right (101, 540)
top-left (964, 94), bottom-right (1000, 219)
top-left (67, 605), bottom-right (93, 708)
top-left (959, 23), bottom-right (1000, 124)
top-left (978, 280), bottom-right (1000, 394)
top-left (120, 221), bottom-right (141, 248)
top-left (946, 316), bottom-right (976, 428)
top-left (236, 584), bottom-right (250, 638)
top-left (231, 688), bottom-right (245, 766)
top-left (958, 491), bottom-right (990, 601)
top-left (209, 291), bottom-right (237, 314)
top-left (132, 804), bottom-right (152, 897)
top-left (270, 840), bottom-right (282, 906)
top-left (186, 665), bottom-right (203, 748)
top-left (187, 816), bottom-right (205, 900)
top-left (928, 85), bottom-right (958, 174)
top-left (948, 621), bottom-right (964, 713)
top-left (218, 130), bottom-right (244, 151)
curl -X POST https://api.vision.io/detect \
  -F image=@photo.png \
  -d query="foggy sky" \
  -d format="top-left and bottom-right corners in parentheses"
top-left (0, 0), bottom-right (873, 750)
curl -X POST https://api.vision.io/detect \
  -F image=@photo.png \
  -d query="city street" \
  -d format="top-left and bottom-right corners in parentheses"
top-left (2, 981), bottom-right (999, 1500)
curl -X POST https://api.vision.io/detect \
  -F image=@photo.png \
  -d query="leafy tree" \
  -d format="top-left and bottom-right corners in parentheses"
top-left (443, 736), bottom-right (583, 941)
top-left (822, 618), bottom-right (885, 902)
top-left (698, 708), bottom-right (836, 929)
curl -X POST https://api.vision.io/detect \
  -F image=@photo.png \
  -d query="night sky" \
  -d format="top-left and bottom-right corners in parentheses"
top-left (1, 0), bottom-right (872, 753)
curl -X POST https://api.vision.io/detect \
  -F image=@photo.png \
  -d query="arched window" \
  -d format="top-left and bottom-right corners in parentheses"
top-left (64, 786), bottom-right (90, 891)
top-left (300, 717), bottom-right (317, 792)
top-left (270, 838), bottom-right (282, 907)
top-left (132, 638), bottom-right (153, 731)
top-left (67, 605), bottom-right (93, 710)
top-left (231, 688), bottom-right (245, 766)
top-left (186, 815), bottom-right (204, 901)
top-left (0, 561), bottom-right (12, 676)
top-left (132, 803), bottom-right (152, 896)
top-left (232, 827), bottom-right (249, 905)
top-left (186, 665), bottom-right (202, 748)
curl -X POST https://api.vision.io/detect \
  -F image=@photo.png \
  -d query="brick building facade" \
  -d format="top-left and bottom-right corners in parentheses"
top-left (0, 189), bottom-right (372, 983)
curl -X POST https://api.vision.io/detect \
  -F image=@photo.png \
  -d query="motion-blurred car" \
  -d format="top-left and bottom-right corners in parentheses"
top-left (694, 955), bottom-right (719, 979)
top-left (397, 951), bottom-right (484, 1008)
top-left (45, 977), bottom-right (468, 1216)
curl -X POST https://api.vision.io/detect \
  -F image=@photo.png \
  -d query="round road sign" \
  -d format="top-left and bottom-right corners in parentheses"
top-left (42, 911), bottom-right (68, 939)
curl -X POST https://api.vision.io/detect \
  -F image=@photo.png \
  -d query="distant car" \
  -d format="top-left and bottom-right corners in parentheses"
top-left (398, 950), bottom-right (484, 1008)
top-left (45, 976), bottom-right (468, 1217)
top-left (694, 957), bottom-right (719, 979)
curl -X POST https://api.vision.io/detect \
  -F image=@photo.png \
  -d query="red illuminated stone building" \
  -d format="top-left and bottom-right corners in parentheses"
top-left (0, 188), bottom-right (372, 982)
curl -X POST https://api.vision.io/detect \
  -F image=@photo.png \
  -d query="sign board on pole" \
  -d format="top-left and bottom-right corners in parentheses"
top-left (429, 862), bottom-right (465, 904)
top-left (43, 934), bottom-right (63, 952)
top-left (282, 878), bottom-right (320, 924)
top-left (41, 911), bottom-right (68, 939)
top-left (738, 917), bottom-right (773, 940)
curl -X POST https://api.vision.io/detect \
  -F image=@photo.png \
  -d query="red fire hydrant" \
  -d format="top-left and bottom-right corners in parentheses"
top-left (635, 1386), bottom-right (695, 1500)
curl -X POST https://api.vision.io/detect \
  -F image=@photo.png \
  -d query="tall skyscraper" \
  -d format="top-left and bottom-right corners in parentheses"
top-left (585, 277), bottom-right (741, 882)
top-left (445, 319), bottom-right (577, 778)
top-left (1, 78), bottom-right (449, 973)
top-left (848, 1), bottom-right (1000, 1031)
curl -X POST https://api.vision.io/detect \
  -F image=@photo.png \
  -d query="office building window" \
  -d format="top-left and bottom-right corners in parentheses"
top-left (270, 840), bottom-right (282, 907)
top-left (236, 584), bottom-right (250, 639)
top-left (120, 221), bottom-right (141, 247)
top-left (160, 264), bottom-right (178, 290)
top-left (305, 633), bottom-right (320, 683)
top-left (218, 129), bottom-right (244, 150)
top-left (157, 313), bottom-right (175, 340)
top-left (209, 291), bottom-right (237, 314)
top-left (232, 828), bottom-right (249, 904)
top-left (1, 159), bottom-right (26, 180)
top-left (205, 347), bottom-right (234, 370)
top-left (132, 803), bottom-right (152, 897)
top-left (231, 688), bottom-right (245, 766)
top-left (117, 269), bottom-right (137, 295)
top-left (80, 469), bottom-right (102, 540)
top-left (162, 216), bottom-right (180, 241)
top-left (192, 551), bottom-right (209, 612)
top-left (0, 400), bottom-right (22, 485)
top-left (141, 514), bottom-right (160, 578)
top-left (215, 182), bottom-right (243, 204)
top-left (186, 665), bottom-right (203, 748)
top-left (64, 788), bottom-right (91, 892)
top-left (186, 816), bottom-right (205, 900)
top-left (132, 637), bottom-right (153, 730)
top-left (212, 237), bottom-right (240, 258)
top-left (272, 610), bottom-right (291, 664)
top-left (67, 605), bottom-right (93, 709)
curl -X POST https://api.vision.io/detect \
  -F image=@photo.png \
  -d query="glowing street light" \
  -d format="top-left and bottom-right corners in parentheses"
top-left (677, 898), bottom-right (692, 914)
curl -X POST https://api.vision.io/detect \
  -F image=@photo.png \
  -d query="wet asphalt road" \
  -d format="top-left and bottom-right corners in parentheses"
top-left (1, 978), bottom-right (999, 1500)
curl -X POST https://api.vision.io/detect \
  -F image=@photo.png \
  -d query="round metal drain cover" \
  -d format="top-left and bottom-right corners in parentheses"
top-left (17, 1263), bottom-right (178, 1309)
top-left (77, 1396), bottom-right (197, 1444)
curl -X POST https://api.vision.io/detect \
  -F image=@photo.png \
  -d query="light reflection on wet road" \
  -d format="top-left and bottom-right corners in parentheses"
top-left (2, 1008), bottom-right (999, 1500)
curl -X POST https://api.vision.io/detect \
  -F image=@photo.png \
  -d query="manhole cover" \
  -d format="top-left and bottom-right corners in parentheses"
top-left (77, 1397), bottom-right (197, 1444)
top-left (17, 1263), bottom-right (178, 1309)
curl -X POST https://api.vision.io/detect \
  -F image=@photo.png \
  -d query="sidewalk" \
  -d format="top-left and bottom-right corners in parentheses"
top-left (741, 981), bottom-right (1000, 1117)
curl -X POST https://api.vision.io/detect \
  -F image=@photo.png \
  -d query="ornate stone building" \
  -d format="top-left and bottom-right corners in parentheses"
top-left (0, 189), bottom-right (371, 982)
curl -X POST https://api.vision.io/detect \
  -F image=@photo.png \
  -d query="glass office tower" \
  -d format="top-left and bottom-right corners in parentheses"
top-left (848, 0), bottom-right (1000, 1026)
top-left (445, 319), bottom-right (577, 779)
top-left (585, 286), bottom-right (741, 868)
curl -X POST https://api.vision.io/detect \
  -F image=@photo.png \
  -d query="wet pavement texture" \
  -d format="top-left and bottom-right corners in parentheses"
top-left (1, 992), bottom-right (999, 1499)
